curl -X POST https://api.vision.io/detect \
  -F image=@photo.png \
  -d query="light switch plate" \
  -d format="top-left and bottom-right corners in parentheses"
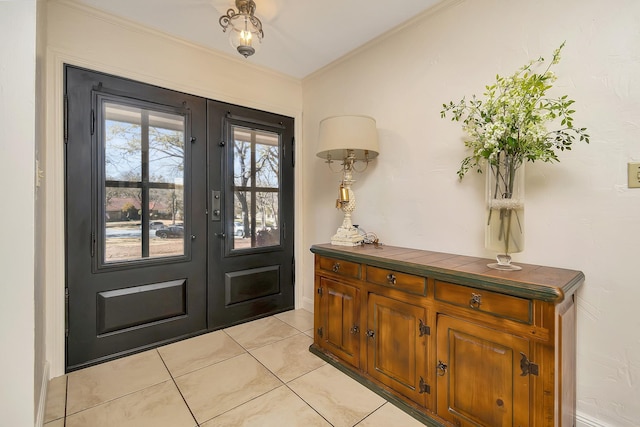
top-left (628, 162), bottom-right (640, 188)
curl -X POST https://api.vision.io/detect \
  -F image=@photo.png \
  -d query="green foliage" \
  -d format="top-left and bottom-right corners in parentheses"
top-left (441, 43), bottom-right (590, 179)
top-left (121, 202), bottom-right (139, 220)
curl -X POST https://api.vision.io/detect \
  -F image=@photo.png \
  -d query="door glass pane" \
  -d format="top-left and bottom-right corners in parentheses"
top-left (233, 131), bottom-right (252, 187)
top-left (104, 187), bottom-right (141, 262)
top-left (231, 126), bottom-right (280, 250)
top-left (233, 191), bottom-right (251, 250)
top-left (103, 101), bottom-right (186, 263)
top-left (256, 192), bottom-right (279, 247)
top-left (149, 186), bottom-right (184, 258)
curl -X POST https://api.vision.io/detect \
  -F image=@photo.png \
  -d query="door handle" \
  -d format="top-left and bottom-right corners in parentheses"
top-left (215, 233), bottom-right (226, 238)
top-left (212, 191), bottom-right (221, 221)
top-left (437, 361), bottom-right (448, 376)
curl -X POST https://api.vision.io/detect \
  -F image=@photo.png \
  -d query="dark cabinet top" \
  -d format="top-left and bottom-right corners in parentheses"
top-left (311, 243), bottom-right (584, 303)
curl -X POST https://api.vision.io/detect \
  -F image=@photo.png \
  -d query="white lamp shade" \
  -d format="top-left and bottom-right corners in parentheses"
top-left (316, 115), bottom-right (379, 161)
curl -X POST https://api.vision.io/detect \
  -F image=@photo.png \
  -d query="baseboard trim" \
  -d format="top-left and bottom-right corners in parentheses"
top-left (35, 362), bottom-right (50, 427)
top-left (301, 295), bottom-right (314, 313)
top-left (576, 411), bottom-right (607, 427)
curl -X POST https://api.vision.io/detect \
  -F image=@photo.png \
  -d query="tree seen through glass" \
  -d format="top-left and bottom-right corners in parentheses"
top-left (232, 126), bottom-right (280, 249)
top-left (103, 102), bottom-right (186, 262)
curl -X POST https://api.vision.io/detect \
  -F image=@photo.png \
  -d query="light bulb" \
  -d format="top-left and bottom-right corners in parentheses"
top-left (240, 29), bottom-right (252, 46)
top-left (229, 16), bottom-right (260, 58)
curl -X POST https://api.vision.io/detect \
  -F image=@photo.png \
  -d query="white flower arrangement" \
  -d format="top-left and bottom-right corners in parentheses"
top-left (441, 44), bottom-right (590, 266)
top-left (441, 42), bottom-right (589, 180)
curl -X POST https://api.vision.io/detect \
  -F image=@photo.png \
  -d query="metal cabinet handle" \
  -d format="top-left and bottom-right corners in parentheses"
top-left (386, 273), bottom-right (397, 285)
top-left (470, 293), bottom-right (482, 309)
top-left (437, 361), bottom-right (448, 376)
top-left (332, 262), bottom-right (340, 272)
top-left (350, 325), bottom-right (359, 335)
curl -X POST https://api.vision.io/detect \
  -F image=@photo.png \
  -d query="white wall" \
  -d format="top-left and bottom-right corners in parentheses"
top-left (45, 0), bottom-right (303, 377)
top-left (34, 0), bottom-right (49, 423)
top-left (302, 0), bottom-right (640, 425)
top-left (0, 1), bottom-right (37, 426)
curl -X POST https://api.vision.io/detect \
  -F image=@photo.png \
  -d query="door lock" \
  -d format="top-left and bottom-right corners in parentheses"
top-left (212, 191), bottom-right (221, 221)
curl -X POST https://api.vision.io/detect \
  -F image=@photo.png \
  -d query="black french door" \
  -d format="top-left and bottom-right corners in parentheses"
top-left (207, 100), bottom-right (295, 328)
top-left (64, 66), bottom-right (294, 371)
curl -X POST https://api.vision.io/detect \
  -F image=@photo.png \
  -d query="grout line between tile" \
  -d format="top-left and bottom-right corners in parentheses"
top-left (273, 315), bottom-right (314, 332)
top-left (191, 351), bottom-right (286, 426)
top-left (352, 401), bottom-right (387, 426)
top-left (194, 385), bottom-right (288, 427)
top-left (282, 368), bottom-right (336, 427)
top-left (65, 350), bottom-right (171, 417)
top-left (64, 375), bottom-right (68, 427)
top-left (156, 347), bottom-right (200, 427)
top-left (227, 328), bottom-right (308, 354)
top-left (158, 331), bottom-right (253, 379)
top-left (186, 349), bottom-right (322, 425)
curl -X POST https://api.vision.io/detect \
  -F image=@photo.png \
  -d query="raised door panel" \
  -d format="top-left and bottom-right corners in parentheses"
top-left (367, 293), bottom-right (428, 407)
top-left (318, 277), bottom-right (360, 367)
top-left (437, 315), bottom-right (530, 427)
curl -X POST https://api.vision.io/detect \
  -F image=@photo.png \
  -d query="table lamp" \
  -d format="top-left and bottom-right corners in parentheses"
top-left (316, 115), bottom-right (379, 246)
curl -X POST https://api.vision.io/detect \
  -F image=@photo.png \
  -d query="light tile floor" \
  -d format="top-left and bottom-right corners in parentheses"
top-left (44, 309), bottom-right (426, 427)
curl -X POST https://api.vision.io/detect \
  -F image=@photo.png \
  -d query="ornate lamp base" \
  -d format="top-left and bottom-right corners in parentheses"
top-left (330, 226), bottom-right (363, 246)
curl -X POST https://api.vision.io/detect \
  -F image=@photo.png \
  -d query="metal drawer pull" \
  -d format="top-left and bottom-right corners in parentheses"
top-left (332, 262), bottom-right (340, 272)
top-left (436, 361), bottom-right (448, 376)
top-left (470, 293), bottom-right (482, 309)
top-left (386, 273), bottom-right (397, 285)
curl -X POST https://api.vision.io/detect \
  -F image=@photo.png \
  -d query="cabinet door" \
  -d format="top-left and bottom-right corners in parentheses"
top-left (367, 293), bottom-right (429, 407)
top-left (317, 277), bottom-right (360, 367)
top-left (436, 315), bottom-right (530, 427)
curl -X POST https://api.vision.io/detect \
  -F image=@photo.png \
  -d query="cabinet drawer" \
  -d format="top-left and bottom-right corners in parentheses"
top-left (318, 256), bottom-right (361, 279)
top-left (366, 266), bottom-right (426, 295)
top-left (434, 281), bottom-right (532, 323)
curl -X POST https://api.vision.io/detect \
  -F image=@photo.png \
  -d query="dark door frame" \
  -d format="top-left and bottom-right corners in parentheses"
top-left (207, 100), bottom-right (295, 329)
top-left (64, 65), bottom-right (295, 371)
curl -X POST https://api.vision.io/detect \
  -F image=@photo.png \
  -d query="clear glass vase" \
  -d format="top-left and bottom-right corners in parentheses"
top-left (485, 154), bottom-right (524, 271)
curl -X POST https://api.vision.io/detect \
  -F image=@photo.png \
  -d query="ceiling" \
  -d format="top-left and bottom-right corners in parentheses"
top-left (73, 0), bottom-right (444, 79)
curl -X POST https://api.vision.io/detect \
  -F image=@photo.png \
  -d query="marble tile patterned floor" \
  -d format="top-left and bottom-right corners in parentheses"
top-left (44, 309), bottom-right (426, 427)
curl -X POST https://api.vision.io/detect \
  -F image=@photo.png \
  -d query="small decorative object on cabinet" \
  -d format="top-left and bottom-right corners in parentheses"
top-left (441, 43), bottom-right (589, 270)
top-left (310, 243), bottom-right (583, 427)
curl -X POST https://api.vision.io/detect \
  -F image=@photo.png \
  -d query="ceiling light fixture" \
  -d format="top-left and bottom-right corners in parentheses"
top-left (219, 0), bottom-right (264, 58)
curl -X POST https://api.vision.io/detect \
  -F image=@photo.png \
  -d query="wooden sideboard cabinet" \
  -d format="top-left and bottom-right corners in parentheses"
top-left (310, 243), bottom-right (584, 427)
